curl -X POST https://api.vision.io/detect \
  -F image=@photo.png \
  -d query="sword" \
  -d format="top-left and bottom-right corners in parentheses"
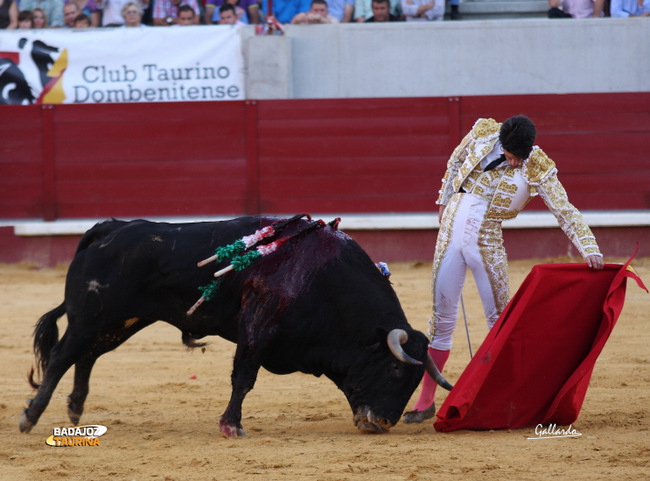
top-left (460, 293), bottom-right (473, 359)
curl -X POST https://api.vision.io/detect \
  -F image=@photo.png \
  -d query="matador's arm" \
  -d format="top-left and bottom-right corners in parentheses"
top-left (525, 148), bottom-right (602, 259)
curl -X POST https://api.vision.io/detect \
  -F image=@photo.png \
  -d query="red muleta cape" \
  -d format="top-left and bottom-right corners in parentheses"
top-left (434, 252), bottom-right (647, 432)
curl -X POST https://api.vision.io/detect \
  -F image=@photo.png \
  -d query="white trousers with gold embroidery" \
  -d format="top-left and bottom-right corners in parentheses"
top-left (428, 193), bottom-right (509, 350)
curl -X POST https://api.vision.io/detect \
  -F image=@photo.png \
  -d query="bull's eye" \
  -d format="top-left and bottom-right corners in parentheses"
top-left (390, 361), bottom-right (402, 376)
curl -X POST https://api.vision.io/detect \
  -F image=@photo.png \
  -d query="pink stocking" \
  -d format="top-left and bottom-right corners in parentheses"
top-left (412, 348), bottom-right (450, 411)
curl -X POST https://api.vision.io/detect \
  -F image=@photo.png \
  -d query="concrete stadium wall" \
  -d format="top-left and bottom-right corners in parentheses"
top-left (244, 18), bottom-right (650, 99)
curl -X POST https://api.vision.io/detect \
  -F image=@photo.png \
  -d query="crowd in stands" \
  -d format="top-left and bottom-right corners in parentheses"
top-left (548, 0), bottom-right (649, 17)
top-left (1, 0), bottom-right (648, 29)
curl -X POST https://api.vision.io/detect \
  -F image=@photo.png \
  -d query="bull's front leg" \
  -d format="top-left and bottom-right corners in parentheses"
top-left (219, 341), bottom-right (263, 438)
top-left (220, 285), bottom-right (282, 438)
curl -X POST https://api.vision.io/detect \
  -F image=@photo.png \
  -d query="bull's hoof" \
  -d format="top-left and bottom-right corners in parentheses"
top-left (402, 402), bottom-right (436, 424)
top-left (19, 410), bottom-right (34, 433)
top-left (68, 407), bottom-right (82, 425)
top-left (67, 396), bottom-right (83, 425)
top-left (219, 420), bottom-right (246, 438)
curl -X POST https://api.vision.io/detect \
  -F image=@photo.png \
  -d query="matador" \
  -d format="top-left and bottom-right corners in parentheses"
top-left (404, 115), bottom-right (604, 423)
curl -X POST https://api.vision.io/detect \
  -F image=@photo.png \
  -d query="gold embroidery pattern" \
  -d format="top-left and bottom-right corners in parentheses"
top-left (454, 159), bottom-right (529, 221)
top-left (525, 148), bottom-right (556, 184)
top-left (452, 137), bottom-right (498, 194)
top-left (486, 210), bottom-right (518, 220)
top-left (536, 173), bottom-right (601, 257)
top-left (478, 220), bottom-right (510, 320)
top-left (486, 170), bottom-right (526, 220)
top-left (492, 195), bottom-right (512, 208)
top-left (437, 132), bottom-right (473, 205)
top-left (471, 118), bottom-right (501, 139)
top-left (429, 195), bottom-right (461, 343)
top-left (459, 170), bottom-right (481, 195)
top-left (442, 120), bottom-right (500, 204)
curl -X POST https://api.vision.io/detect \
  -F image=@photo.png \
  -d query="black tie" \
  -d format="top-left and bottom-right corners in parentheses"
top-left (459, 154), bottom-right (507, 193)
top-left (484, 154), bottom-right (506, 172)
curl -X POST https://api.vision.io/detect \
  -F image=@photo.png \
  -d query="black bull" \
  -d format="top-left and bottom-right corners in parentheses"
top-left (20, 216), bottom-right (451, 437)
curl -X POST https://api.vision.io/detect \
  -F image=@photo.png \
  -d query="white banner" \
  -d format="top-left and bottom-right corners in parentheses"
top-left (0, 26), bottom-right (244, 104)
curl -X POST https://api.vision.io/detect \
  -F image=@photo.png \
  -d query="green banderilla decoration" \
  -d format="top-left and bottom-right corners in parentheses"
top-left (214, 239), bottom-right (246, 262)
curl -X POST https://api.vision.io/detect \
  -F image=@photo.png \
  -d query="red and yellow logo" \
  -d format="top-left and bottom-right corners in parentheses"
top-left (45, 425), bottom-right (107, 447)
top-left (0, 38), bottom-right (68, 105)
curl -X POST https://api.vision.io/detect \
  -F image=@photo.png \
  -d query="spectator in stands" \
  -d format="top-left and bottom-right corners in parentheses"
top-left (325, 0), bottom-right (354, 21)
top-left (122, 1), bottom-right (145, 25)
top-left (365, 0), bottom-right (400, 20)
top-left (176, 4), bottom-right (195, 23)
top-left (210, 0), bottom-right (247, 23)
top-left (20, 0), bottom-right (63, 27)
top-left (32, 7), bottom-right (48, 27)
top-left (448, 0), bottom-right (460, 19)
top-left (103, 0), bottom-right (148, 26)
top-left (401, 0), bottom-right (443, 20)
top-left (206, 0), bottom-right (260, 24)
top-left (547, 0), bottom-right (604, 17)
top-left (63, 1), bottom-right (80, 27)
top-left (73, 11), bottom-right (90, 26)
top-left (355, 0), bottom-right (401, 21)
top-left (217, 3), bottom-right (245, 22)
top-left (610, 0), bottom-right (650, 15)
top-left (0, 0), bottom-right (17, 28)
top-left (154, 0), bottom-right (200, 25)
top-left (18, 10), bottom-right (35, 27)
top-left (291, 0), bottom-right (338, 22)
top-left (262, 0), bottom-right (311, 24)
top-left (64, 0), bottom-right (101, 27)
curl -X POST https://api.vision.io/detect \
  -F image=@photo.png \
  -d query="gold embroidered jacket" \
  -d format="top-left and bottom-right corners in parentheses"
top-left (436, 118), bottom-right (601, 258)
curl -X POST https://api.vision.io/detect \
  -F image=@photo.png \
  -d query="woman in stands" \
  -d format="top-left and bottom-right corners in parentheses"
top-left (32, 7), bottom-right (48, 28)
top-left (121, 1), bottom-right (145, 26)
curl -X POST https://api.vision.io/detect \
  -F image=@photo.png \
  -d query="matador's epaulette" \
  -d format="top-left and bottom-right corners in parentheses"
top-left (525, 148), bottom-right (556, 184)
top-left (471, 118), bottom-right (501, 140)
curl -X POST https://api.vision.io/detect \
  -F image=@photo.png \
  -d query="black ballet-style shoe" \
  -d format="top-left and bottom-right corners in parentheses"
top-left (402, 402), bottom-right (436, 424)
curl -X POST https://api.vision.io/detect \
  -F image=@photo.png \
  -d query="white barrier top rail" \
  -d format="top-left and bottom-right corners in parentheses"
top-left (3, 211), bottom-right (649, 236)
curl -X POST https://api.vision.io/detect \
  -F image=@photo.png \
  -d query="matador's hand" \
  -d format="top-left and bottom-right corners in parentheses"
top-left (586, 254), bottom-right (604, 271)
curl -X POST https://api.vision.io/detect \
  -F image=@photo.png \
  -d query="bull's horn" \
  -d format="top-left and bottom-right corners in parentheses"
top-left (426, 354), bottom-right (454, 391)
top-left (386, 329), bottom-right (422, 366)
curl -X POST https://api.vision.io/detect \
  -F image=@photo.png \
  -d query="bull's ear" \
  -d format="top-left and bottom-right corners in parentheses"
top-left (374, 327), bottom-right (390, 347)
top-left (363, 327), bottom-right (388, 349)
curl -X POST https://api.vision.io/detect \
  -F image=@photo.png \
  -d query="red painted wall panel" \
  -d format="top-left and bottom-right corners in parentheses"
top-left (256, 97), bottom-right (452, 214)
top-left (0, 106), bottom-right (45, 217)
top-left (1, 102), bottom-right (250, 219)
top-left (0, 93), bottom-right (648, 221)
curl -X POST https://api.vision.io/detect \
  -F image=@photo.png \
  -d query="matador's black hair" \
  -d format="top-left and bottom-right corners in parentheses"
top-left (499, 115), bottom-right (537, 160)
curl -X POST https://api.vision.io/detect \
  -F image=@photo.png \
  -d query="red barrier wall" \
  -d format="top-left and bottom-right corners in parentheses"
top-left (2, 93), bottom-right (649, 222)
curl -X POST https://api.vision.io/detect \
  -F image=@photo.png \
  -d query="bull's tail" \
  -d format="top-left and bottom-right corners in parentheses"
top-left (29, 302), bottom-right (65, 390)
top-left (28, 220), bottom-right (128, 390)
top-left (181, 331), bottom-right (207, 350)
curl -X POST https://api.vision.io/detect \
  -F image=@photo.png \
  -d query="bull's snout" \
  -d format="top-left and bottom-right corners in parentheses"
top-left (353, 406), bottom-right (394, 434)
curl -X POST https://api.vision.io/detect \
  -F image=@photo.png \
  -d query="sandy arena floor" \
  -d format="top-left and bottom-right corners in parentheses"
top-left (0, 256), bottom-right (648, 480)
